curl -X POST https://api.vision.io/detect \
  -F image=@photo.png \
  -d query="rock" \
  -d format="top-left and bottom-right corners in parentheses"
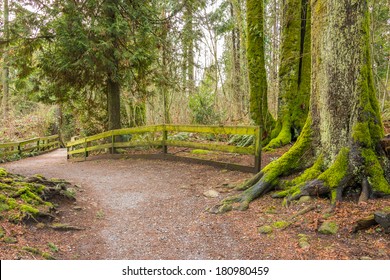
top-left (318, 221), bottom-right (338, 235)
top-left (298, 234), bottom-right (310, 249)
top-left (374, 211), bottom-right (390, 233)
top-left (73, 206), bottom-right (83, 211)
top-left (203, 190), bottom-right (219, 198)
top-left (360, 256), bottom-right (372, 260)
top-left (258, 225), bottom-right (273, 234)
top-left (299, 196), bottom-right (312, 203)
top-left (352, 215), bottom-right (377, 233)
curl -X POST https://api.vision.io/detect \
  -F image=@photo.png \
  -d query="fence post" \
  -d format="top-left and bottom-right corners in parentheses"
top-left (162, 125), bottom-right (167, 154)
top-left (37, 138), bottom-right (40, 152)
top-left (254, 126), bottom-right (262, 173)
top-left (84, 138), bottom-right (88, 160)
top-left (18, 142), bottom-right (22, 156)
top-left (111, 132), bottom-right (115, 154)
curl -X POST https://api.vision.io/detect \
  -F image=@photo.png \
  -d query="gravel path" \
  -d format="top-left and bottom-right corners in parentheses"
top-left (3, 149), bottom-right (390, 260)
top-left (3, 149), bottom-right (264, 260)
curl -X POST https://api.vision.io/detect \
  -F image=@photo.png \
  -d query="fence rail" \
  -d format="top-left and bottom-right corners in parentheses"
top-left (0, 135), bottom-right (60, 160)
top-left (66, 124), bottom-right (262, 172)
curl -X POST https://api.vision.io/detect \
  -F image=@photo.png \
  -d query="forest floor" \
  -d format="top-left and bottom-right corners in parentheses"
top-left (0, 148), bottom-right (389, 260)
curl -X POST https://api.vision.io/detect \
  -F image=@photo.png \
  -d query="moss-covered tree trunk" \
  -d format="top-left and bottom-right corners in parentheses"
top-left (211, 0), bottom-right (390, 213)
top-left (246, 0), bottom-right (275, 138)
top-left (265, 0), bottom-right (311, 150)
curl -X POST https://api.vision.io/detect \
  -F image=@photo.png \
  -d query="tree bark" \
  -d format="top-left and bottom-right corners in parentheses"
top-left (104, 1), bottom-right (121, 131)
top-left (211, 0), bottom-right (390, 213)
top-left (246, 0), bottom-right (275, 138)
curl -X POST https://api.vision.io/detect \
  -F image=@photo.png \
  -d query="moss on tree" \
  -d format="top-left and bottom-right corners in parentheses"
top-left (265, 0), bottom-right (311, 150)
top-left (246, 0), bottom-right (275, 138)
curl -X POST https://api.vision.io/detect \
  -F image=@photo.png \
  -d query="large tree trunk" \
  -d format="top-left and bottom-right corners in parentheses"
top-left (104, 1), bottom-right (121, 131)
top-left (210, 0), bottom-right (390, 214)
top-left (265, 0), bottom-right (311, 150)
top-left (246, 0), bottom-right (275, 137)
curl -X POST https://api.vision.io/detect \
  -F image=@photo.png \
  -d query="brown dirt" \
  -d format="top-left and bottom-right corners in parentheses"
top-left (0, 148), bottom-right (389, 260)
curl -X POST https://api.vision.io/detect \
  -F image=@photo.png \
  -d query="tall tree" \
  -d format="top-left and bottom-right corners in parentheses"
top-left (2, 0), bottom-right (9, 120)
top-left (37, 0), bottom-right (157, 133)
top-left (211, 0), bottom-right (390, 213)
top-left (264, 0), bottom-right (311, 150)
top-left (246, 0), bottom-right (275, 138)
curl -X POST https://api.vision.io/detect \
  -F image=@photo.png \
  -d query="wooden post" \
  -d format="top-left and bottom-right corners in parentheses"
top-left (162, 125), bottom-right (168, 154)
top-left (254, 126), bottom-right (262, 173)
top-left (111, 133), bottom-right (115, 154)
top-left (84, 138), bottom-right (88, 160)
top-left (67, 146), bottom-right (70, 160)
top-left (37, 138), bottom-right (40, 152)
top-left (17, 142), bottom-right (21, 156)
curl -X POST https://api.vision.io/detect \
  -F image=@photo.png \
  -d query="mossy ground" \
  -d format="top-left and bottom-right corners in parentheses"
top-left (0, 168), bottom-right (75, 223)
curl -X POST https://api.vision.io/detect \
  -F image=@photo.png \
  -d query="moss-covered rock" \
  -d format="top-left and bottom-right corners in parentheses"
top-left (318, 221), bottom-right (338, 235)
top-left (298, 234), bottom-right (310, 249)
top-left (258, 225), bottom-right (273, 234)
top-left (272, 220), bottom-right (290, 229)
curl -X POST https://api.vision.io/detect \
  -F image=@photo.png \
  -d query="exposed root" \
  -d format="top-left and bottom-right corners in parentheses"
top-left (234, 172), bottom-right (263, 191)
top-left (209, 118), bottom-right (313, 214)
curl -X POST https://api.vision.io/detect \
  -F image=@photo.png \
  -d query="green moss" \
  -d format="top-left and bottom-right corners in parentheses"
top-left (318, 221), bottom-right (338, 235)
top-left (318, 148), bottom-right (349, 189)
top-left (22, 246), bottom-right (55, 260)
top-left (246, 0), bottom-right (275, 135)
top-left (291, 155), bottom-right (324, 187)
top-left (272, 220), bottom-right (290, 229)
top-left (261, 115), bottom-right (313, 184)
top-left (0, 226), bottom-right (5, 238)
top-left (20, 204), bottom-right (40, 215)
top-left (0, 202), bottom-right (10, 212)
top-left (267, 0), bottom-right (310, 149)
top-left (3, 236), bottom-right (18, 243)
top-left (352, 122), bottom-right (372, 147)
top-left (0, 168), bottom-right (8, 177)
top-left (264, 120), bottom-right (292, 150)
top-left (48, 242), bottom-right (59, 253)
top-left (258, 225), bottom-right (273, 234)
top-left (361, 148), bottom-right (390, 194)
top-left (6, 198), bottom-right (18, 209)
top-left (191, 149), bottom-right (211, 155)
top-left (60, 188), bottom-right (76, 199)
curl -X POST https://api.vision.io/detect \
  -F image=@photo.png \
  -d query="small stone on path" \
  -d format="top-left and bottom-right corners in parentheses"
top-left (203, 190), bottom-right (219, 198)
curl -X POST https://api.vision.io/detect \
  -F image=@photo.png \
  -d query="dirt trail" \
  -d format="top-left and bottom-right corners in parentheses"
top-left (2, 149), bottom-right (264, 259)
top-left (3, 149), bottom-right (389, 260)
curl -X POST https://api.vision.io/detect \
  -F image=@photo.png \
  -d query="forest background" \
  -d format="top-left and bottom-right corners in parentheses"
top-left (1, 0), bottom-right (388, 144)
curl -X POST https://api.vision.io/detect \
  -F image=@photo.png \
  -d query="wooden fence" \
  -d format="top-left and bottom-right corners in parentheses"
top-left (66, 125), bottom-right (262, 172)
top-left (0, 135), bottom-right (60, 160)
